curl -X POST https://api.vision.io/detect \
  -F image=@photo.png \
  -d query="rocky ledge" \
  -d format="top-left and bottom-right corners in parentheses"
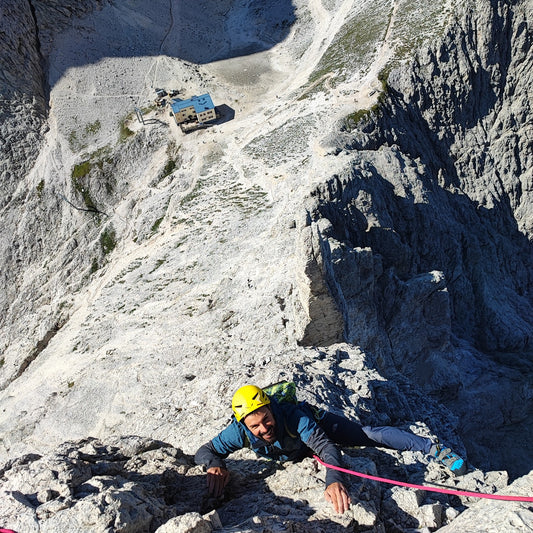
top-left (1, 436), bottom-right (531, 532)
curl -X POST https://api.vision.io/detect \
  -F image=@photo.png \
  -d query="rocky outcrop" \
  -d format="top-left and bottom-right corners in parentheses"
top-left (0, 1), bottom-right (47, 208)
top-left (1, 435), bottom-right (531, 532)
top-left (437, 471), bottom-right (533, 533)
top-left (0, 437), bottom-right (209, 532)
top-left (0, 1), bottom-right (108, 209)
top-left (307, 0), bottom-right (533, 475)
top-left (294, 221), bottom-right (345, 346)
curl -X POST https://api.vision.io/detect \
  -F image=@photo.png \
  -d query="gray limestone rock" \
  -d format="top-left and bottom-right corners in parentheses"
top-left (436, 473), bottom-right (533, 532)
top-left (0, 0), bottom-right (46, 207)
top-left (309, 0), bottom-right (533, 476)
top-left (0, 1), bottom-right (107, 208)
top-left (154, 513), bottom-right (213, 533)
top-left (0, 437), bottom-right (206, 533)
top-left (0, 0), bottom-right (532, 530)
top-left (3, 434), bottom-right (527, 532)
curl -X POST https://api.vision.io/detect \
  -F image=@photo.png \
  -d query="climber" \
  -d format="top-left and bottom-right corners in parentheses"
top-left (194, 384), bottom-right (467, 514)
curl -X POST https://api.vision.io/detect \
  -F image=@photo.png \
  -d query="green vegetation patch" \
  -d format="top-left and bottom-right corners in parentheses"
top-left (150, 258), bottom-right (166, 274)
top-left (119, 118), bottom-right (135, 142)
top-left (70, 146), bottom-right (115, 211)
top-left (68, 130), bottom-right (81, 152)
top-left (217, 183), bottom-right (270, 217)
top-left (85, 120), bottom-right (101, 135)
top-left (72, 160), bottom-right (92, 180)
top-left (151, 216), bottom-right (164, 233)
top-left (71, 160), bottom-right (97, 210)
top-left (88, 145), bottom-right (113, 163)
top-left (162, 159), bottom-right (176, 178)
top-left (69, 119), bottom-right (103, 152)
top-left (36, 179), bottom-right (45, 198)
top-left (180, 178), bottom-right (207, 207)
top-left (100, 227), bottom-right (117, 255)
top-left (304, 0), bottom-right (454, 98)
top-left (153, 142), bottom-right (181, 184)
top-left (343, 108), bottom-right (373, 129)
top-left (391, 0), bottom-right (455, 61)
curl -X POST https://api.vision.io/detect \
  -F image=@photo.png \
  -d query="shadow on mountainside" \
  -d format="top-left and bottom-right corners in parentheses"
top-left (312, 160), bottom-right (533, 479)
top-left (306, 0), bottom-right (532, 478)
top-left (45, 0), bottom-right (296, 87)
top-left (315, 166), bottom-right (532, 466)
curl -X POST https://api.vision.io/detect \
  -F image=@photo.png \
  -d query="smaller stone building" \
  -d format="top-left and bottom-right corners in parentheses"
top-left (170, 94), bottom-right (216, 126)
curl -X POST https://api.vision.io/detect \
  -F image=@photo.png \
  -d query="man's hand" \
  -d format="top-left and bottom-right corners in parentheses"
top-left (206, 466), bottom-right (230, 497)
top-left (324, 482), bottom-right (351, 514)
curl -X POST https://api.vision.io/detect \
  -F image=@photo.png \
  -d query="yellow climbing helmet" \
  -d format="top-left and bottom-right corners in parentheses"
top-left (231, 384), bottom-right (270, 422)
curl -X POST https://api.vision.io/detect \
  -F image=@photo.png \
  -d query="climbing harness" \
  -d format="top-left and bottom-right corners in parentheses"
top-left (313, 455), bottom-right (533, 502)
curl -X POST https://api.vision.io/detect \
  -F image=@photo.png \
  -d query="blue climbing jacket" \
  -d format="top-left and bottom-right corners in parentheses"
top-left (195, 399), bottom-right (345, 486)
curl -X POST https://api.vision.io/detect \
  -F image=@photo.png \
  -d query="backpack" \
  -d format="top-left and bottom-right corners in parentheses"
top-left (262, 380), bottom-right (298, 405)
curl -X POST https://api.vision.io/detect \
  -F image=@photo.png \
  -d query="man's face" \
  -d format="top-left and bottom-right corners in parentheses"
top-left (244, 406), bottom-right (276, 443)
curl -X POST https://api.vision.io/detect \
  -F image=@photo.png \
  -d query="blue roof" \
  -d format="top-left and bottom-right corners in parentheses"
top-left (171, 94), bottom-right (214, 114)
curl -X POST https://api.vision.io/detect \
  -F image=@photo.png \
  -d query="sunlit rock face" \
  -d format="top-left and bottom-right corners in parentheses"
top-left (0, 0), bottom-right (532, 530)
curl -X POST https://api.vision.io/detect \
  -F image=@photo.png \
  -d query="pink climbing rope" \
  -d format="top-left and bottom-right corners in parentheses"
top-left (313, 456), bottom-right (533, 502)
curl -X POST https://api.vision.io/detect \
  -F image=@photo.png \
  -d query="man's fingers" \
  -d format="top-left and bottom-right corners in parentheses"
top-left (206, 467), bottom-right (229, 497)
top-left (325, 482), bottom-right (351, 514)
top-left (339, 488), bottom-right (351, 513)
top-left (339, 485), bottom-right (350, 512)
top-left (335, 493), bottom-right (342, 513)
top-left (334, 491), bottom-right (346, 513)
top-left (207, 473), bottom-right (218, 495)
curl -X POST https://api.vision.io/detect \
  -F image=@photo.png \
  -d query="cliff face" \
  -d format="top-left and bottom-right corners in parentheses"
top-left (0, 0), bottom-right (46, 208)
top-left (372, 0), bottom-right (533, 354)
top-left (309, 0), bottom-right (532, 475)
top-left (0, 0), bottom-right (108, 208)
top-left (0, 0), bottom-right (110, 344)
top-left (1, 0), bottom-right (532, 530)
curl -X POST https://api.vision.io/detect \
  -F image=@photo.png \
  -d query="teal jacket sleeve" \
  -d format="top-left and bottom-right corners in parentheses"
top-left (194, 420), bottom-right (246, 469)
